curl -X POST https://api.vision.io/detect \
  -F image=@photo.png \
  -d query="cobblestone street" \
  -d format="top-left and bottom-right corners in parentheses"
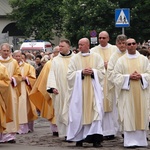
top-left (10, 117), bottom-right (150, 150)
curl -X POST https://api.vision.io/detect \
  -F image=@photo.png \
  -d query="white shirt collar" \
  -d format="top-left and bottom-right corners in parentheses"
top-left (117, 48), bottom-right (127, 54)
top-left (0, 56), bottom-right (10, 60)
top-left (99, 43), bottom-right (111, 49)
top-left (127, 51), bottom-right (139, 58)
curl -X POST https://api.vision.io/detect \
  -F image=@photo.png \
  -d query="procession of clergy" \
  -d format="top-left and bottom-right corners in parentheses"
top-left (0, 31), bottom-right (150, 148)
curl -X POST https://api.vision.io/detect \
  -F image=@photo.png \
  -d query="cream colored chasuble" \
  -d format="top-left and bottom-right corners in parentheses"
top-left (107, 50), bottom-right (126, 108)
top-left (81, 54), bottom-right (99, 124)
top-left (99, 48), bottom-right (113, 112)
top-left (126, 57), bottom-right (145, 129)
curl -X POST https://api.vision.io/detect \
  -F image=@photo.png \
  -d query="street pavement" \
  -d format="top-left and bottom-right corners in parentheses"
top-left (1, 117), bottom-right (150, 150)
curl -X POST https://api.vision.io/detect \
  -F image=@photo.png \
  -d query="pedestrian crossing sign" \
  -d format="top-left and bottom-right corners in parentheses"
top-left (115, 8), bottom-right (130, 27)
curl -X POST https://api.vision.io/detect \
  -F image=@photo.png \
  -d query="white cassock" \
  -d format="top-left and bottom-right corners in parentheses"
top-left (114, 51), bottom-right (150, 147)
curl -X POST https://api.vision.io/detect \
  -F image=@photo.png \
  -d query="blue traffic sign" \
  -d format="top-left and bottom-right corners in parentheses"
top-left (115, 8), bottom-right (130, 27)
top-left (90, 30), bottom-right (97, 37)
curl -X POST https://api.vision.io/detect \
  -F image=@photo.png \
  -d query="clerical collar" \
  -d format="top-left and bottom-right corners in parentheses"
top-left (60, 50), bottom-right (72, 56)
top-left (81, 51), bottom-right (90, 56)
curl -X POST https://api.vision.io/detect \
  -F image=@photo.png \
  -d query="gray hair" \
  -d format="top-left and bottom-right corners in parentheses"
top-left (116, 34), bottom-right (127, 43)
top-left (0, 43), bottom-right (11, 50)
top-left (13, 50), bottom-right (21, 54)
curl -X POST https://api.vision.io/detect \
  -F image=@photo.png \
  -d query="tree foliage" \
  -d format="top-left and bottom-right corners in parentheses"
top-left (9, 0), bottom-right (62, 42)
top-left (61, 0), bottom-right (150, 46)
top-left (115, 0), bottom-right (150, 43)
top-left (9, 0), bottom-right (150, 46)
top-left (61, 0), bottom-right (119, 46)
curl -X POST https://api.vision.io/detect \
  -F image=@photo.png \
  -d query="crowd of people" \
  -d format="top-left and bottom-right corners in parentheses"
top-left (0, 31), bottom-right (150, 148)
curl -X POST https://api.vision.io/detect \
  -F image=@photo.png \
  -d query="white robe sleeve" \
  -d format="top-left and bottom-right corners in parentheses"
top-left (46, 62), bottom-right (57, 91)
top-left (122, 74), bottom-right (130, 90)
top-left (25, 77), bottom-right (30, 85)
top-left (67, 70), bottom-right (83, 139)
top-left (46, 70), bottom-right (51, 90)
top-left (11, 77), bottom-right (17, 87)
top-left (141, 74), bottom-right (149, 89)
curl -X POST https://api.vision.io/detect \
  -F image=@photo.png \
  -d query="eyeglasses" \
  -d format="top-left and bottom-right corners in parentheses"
top-left (127, 42), bottom-right (136, 46)
top-left (99, 37), bottom-right (106, 39)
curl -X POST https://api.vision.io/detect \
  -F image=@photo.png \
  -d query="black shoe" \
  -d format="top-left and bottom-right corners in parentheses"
top-left (103, 135), bottom-right (115, 140)
top-left (7, 139), bottom-right (16, 143)
top-left (53, 132), bottom-right (59, 137)
top-left (93, 142), bottom-right (103, 147)
top-left (125, 146), bottom-right (137, 149)
top-left (63, 136), bottom-right (73, 143)
top-left (76, 141), bottom-right (83, 147)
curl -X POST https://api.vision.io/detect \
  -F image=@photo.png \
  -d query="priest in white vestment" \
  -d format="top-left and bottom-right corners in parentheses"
top-left (90, 31), bottom-right (117, 139)
top-left (47, 39), bottom-right (74, 138)
top-left (63, 38), bottom-right (105, 147)
top-left (114, 38), bottom-right (150, 148)
top-left (107, 34), bottom-right (127, 135)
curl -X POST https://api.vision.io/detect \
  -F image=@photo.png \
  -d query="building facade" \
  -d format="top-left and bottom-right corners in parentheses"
top-left (0, 0), bottom-right (61, 50)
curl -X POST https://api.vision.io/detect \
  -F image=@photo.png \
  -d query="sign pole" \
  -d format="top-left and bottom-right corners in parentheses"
top-left (122, 27), bottom-right (125, 35)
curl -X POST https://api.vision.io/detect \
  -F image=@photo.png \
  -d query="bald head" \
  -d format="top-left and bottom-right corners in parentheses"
top-left (78, 38), bottom-right (90, 53)
top-left (126, 38), bottom-right (137, 54)
top-left (79, 38), bottom-right (90, 44)
top-left (126, 38), bottom-right (136, 44)
top-left (98, 31), bottom-right (109, 47)
top-left (99, 31), bottom-right (109, 38)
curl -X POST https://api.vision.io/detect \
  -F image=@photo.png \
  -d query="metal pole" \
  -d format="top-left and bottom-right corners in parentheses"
top-left (7, 31), bottom-right (9, 43)
top-left (81, 3), bottom-right (86, 33)
top-left (122, 27), bottom-right (125, 35)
